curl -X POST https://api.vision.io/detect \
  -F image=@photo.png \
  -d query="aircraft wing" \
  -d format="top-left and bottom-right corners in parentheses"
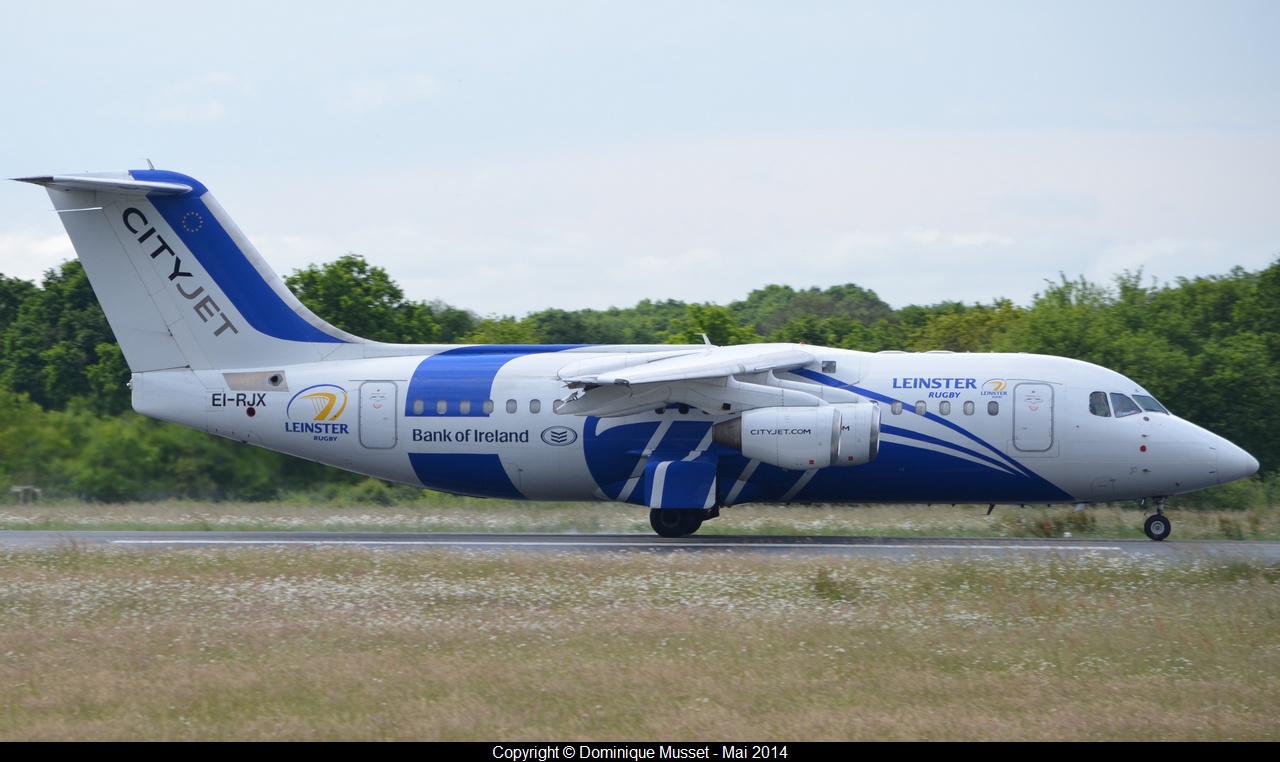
top-left (556, 344), bottom-right (830, 417)
top-left (559, 344), bottom-right (816, 386)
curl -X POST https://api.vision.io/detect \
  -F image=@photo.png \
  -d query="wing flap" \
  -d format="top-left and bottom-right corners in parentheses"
top-left (556, 377), bottom-right (828, 417)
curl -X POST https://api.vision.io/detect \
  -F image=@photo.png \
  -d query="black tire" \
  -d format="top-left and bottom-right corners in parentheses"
top-left (1144, 513), bottom-right (1171, 541)
top-left (649, 508), bottom-right (704, 538)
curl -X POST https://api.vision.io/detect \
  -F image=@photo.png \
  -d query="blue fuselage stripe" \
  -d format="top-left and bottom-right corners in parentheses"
top-left (404, 345), bottom-right (588, 417)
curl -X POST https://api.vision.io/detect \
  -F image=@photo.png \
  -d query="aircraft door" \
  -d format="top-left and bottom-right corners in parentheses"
top-left (359, 381), bottom-right (398, 449)
top-left (1013, 383), bottom-right (1054, 452)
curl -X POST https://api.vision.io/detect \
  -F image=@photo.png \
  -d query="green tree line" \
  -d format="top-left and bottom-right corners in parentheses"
top-left (1, 253), bottom-right (1276, 504)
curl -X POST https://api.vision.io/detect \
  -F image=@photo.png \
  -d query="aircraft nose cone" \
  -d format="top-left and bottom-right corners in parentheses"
top-left (1218, 443), bottom-right (1260, 485)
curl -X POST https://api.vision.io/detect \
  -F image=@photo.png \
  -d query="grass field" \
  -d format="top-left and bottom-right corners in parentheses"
top-left (0, 499), bottom-right (1277, 740)
top-left (1, 545), bottom-right (1278, 741)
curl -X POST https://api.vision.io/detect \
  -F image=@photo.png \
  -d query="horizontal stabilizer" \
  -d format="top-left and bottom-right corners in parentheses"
top-left (15, 174), bottom-right (193, 196)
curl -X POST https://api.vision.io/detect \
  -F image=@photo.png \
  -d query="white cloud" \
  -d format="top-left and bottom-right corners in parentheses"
top-left (836, 229), bottom-right (1013, 253)
top-left (1089, 238), bottom-right (1228, 284)
top-left (0, 231), bottom-right (75, 283)
top-left (147, 73), bottom-right (245, 123)
top-left (951, 233), bottom-right (1013, 247)
top-left (908, 230), bottom-right (942, 246)
top-left (325, 74), bottom-right (439, 116)
top-left (992, 188), bottom-right (1100, 220)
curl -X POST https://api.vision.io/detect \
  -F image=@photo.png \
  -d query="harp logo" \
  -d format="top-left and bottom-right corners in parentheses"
top-left (284, 384), bottom-right (350, 440)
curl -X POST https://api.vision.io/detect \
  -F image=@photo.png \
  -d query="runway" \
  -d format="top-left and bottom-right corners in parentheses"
top-left (2, 530), bottom-right (1278, 562)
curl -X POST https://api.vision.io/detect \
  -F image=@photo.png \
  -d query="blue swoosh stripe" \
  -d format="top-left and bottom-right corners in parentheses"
top-left (134, 170), bottom-right (349, 344)
top-left (791, 368), bottom-right (1037, 479)
top-left (879, 424), bottom-right (1020, 476)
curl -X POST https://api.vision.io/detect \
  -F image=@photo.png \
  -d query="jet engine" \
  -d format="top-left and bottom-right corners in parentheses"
top-left (712, 402), bottom-right (880, 470)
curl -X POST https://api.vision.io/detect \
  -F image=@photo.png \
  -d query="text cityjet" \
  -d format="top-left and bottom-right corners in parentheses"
top-left (122, 207), bottom-right (239, 338)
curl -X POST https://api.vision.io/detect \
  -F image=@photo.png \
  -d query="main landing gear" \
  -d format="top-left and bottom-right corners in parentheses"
top-left (1141, 497), bottom-right (1171, 541)
top-left (649, 508), bottom-right (710, 538)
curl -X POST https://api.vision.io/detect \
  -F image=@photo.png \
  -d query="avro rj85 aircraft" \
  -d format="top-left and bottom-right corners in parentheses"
top-left (18, 170), bottom-right (1259, 540)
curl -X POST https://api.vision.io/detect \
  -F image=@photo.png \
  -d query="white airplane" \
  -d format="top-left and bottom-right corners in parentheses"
top-left (17, 169), bottom-right (1259, 540)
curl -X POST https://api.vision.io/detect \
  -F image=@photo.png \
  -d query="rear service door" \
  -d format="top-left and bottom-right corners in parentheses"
top-left (359, 381), bottom-right (397, 449)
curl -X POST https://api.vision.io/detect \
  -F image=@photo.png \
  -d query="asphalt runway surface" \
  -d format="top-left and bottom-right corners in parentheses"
top-left (1, 531), bottom-right (1278, 562)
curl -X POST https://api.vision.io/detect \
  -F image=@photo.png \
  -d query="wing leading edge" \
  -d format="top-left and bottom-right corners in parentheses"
top-left (554, 344), bottom-right (859, 417)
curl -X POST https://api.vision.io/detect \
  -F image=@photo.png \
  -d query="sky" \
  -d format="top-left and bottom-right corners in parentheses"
top-left (2, 1), bottom-right (1278, 317)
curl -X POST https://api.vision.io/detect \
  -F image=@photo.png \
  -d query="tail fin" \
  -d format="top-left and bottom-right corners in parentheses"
top-left (16, 170), bottom-right (362, 372)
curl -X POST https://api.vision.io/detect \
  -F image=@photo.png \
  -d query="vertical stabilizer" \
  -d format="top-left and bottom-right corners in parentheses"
top-left (16, 170), bottom-right (359, 372)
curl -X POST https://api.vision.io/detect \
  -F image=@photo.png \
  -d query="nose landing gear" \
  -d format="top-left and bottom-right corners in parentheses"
top-left (1141, 497), bottom-right (1171, 541)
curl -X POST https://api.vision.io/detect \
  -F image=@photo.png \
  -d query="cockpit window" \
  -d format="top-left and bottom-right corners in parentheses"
top-left (1110, 393), bottom-right (1142, 418)
top-left (1089, 391), bottom-right (1110, 417)
top-left (1132, 394), bottom-right (1169, 414)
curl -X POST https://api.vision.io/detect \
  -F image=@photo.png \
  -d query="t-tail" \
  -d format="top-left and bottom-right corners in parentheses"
top-left (15, 170), bottom-right (387, 373)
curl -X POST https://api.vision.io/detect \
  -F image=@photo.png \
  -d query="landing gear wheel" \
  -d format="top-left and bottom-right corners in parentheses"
top-left (1144, 513), bottom-right (1171, 541)
top-left (649, 508), bottom-right (704, 538)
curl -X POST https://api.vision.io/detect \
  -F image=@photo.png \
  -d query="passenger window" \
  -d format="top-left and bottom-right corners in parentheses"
top-left (530, 399), bottom-right (541, 414)
top-left (459, 400), bottom-right (471, 415)
top-left (413, 399), bottom-right (424, 415)
top-left (987, 401), bottom-right (999, 416)
top-left (939, 401), bottom-right (951, 416)
top-left (552, 399), bottom-right (564, 413)
top-left (914, 401), bottom-right (926, 415)
top-left (964, 401), bottom-right (975, 415)
top-left (506, 399), bottom-right (517, 414)
top-left (891, 401), bottom-right (903, 415)
top-left (483, 399), bottom-right (494, 414)
top-left (1110, 393), bottom-right (1142, 418)
top-left (1089, 391), bottom-right (1111, 417)
top-left (436, 399), bottom-right (447, 415)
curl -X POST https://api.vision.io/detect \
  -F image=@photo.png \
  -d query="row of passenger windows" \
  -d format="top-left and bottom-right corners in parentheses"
top-left (410, 399), bottom-right (701, 416)
top-left (1088, 391), bottom-right (1168, 419)
top-left (411, 394), bottom-right (1170, 419)
top-left (412, 399), bottom-right (551, 415)
top-left (412, 397), bottom-right (997, 417)
top-left (890, 400), bottom-right (1000, 416)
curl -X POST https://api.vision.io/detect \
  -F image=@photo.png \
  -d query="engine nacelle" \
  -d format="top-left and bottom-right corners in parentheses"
top-left (713, 403), bottom-right (880, 470)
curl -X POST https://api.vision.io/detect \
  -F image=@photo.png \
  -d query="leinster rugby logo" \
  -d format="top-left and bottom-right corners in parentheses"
top-left (982, 379), bottom-right (1009, 397)
top-left (288, 384), bottom-right (348, 421)
top-left (284, 384), bottom-right (351, 441)
top-left (540, 426), bottom-right (578, 446)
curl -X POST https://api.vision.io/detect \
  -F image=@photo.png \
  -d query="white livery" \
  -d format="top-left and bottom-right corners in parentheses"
top-left (18, 170), bottom-right (1259, 539)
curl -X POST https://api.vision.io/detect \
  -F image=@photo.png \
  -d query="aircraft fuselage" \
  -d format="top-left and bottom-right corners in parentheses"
top-left (132, 345), bottom-right (1251, 509)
